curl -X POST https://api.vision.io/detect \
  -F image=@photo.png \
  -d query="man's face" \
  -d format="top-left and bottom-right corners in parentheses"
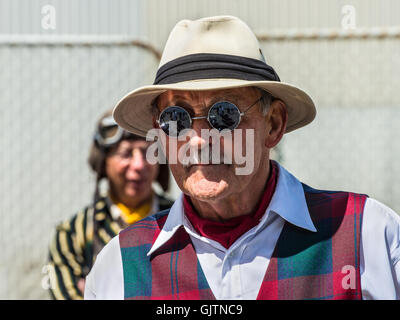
top-left (156, 87), bottom-right (278, 202)
top-left (105, 139), bottom-right (159, 204)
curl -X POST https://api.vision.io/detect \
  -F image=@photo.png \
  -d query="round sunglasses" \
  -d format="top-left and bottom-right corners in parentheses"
top-left (156, 97), bottom-right (262, 136)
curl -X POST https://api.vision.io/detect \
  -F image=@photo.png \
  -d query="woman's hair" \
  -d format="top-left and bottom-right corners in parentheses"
top-left (88, 109), bottom-right (170, 193)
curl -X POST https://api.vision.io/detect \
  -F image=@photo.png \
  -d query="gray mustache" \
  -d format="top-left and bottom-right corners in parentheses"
top-left (181, 147), bottom-right (232, 168)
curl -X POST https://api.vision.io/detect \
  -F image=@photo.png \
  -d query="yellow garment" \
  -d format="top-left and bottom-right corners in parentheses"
top-left (114, 198), bottom-right (153, 225)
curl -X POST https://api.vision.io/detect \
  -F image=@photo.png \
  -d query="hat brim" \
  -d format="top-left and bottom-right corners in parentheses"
top-left (113, 79), bottom-right (316, 137)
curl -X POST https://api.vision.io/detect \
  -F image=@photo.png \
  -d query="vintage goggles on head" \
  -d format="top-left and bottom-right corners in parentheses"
top-left (94, 115), bottom-right (129, 148)
top-left (156, 97), bottom-right (263, 137)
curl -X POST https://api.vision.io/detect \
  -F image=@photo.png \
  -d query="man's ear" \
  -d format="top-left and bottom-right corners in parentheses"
top-left (264, 99), bottom-right (288, 148)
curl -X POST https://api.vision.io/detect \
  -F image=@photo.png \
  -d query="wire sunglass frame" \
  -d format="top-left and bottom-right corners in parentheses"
top-left (156, 97), bottom-right (263, 136)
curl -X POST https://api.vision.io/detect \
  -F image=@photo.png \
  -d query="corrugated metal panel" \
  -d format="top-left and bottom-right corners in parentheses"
top-left (143, 0), bottom-right (400, 45)
top-left (0, 0), bottom-right (145, 35)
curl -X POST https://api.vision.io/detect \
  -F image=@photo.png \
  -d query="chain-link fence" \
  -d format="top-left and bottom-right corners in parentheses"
top-left (0, 26), bottom-right (399, 299)
top-left (0, 37), bottom-right (161, 299)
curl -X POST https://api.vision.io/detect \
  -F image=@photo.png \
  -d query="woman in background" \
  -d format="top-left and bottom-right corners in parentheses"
top-left (47, 110), bottom-right (173, 300)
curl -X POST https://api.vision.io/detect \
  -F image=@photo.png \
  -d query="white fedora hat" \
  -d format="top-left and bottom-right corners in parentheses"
top-left (113, 15), bottom-right (316, 137)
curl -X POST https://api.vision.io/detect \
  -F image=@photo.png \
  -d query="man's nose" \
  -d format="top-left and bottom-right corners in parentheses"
top-left (186, 118), bottom-right (213, 149)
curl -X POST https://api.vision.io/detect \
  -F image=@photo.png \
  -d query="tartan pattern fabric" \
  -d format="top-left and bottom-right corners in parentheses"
top-left (119, 210), bottom-right (215, 300)
top-left (257, 184), bottom-right (367, 300)
top-left (119, 185), bottom-right (367, 300)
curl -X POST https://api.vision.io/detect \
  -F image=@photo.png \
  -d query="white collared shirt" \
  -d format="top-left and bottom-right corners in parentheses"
top-left (85, 163), bottom-right (400, 300)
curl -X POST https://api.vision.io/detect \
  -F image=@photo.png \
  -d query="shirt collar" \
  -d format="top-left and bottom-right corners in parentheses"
top-left (267, 162), bottom-right (317, 232)
top-left (147, 192), bottom-right (186, 256)
top-left (147, 161), bottom-right (316, 257)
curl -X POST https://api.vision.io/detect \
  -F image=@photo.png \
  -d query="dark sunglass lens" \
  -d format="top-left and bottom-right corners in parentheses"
top-left (208, 102), bottom-right (241, 131)
top-left (159, 107), bottom-right (191, 136)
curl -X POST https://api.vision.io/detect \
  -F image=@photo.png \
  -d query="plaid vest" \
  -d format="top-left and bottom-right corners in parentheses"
top-left (119, 184), bottom-right (367, 300)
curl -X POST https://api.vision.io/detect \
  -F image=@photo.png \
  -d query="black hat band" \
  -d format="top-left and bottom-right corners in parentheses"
top-left (153, 53), bottom-right (281, 85)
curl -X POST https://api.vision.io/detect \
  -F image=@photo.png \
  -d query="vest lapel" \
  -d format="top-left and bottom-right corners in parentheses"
top-left (149, 226), bottom-right (216, 300)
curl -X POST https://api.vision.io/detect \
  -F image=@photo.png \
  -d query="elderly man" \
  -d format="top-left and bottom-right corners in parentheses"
top-left (84, 16), bottom-right (400, 300)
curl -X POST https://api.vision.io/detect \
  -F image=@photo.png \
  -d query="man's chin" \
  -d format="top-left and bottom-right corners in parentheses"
top-left (184, 178), bottom-right (229, 201)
